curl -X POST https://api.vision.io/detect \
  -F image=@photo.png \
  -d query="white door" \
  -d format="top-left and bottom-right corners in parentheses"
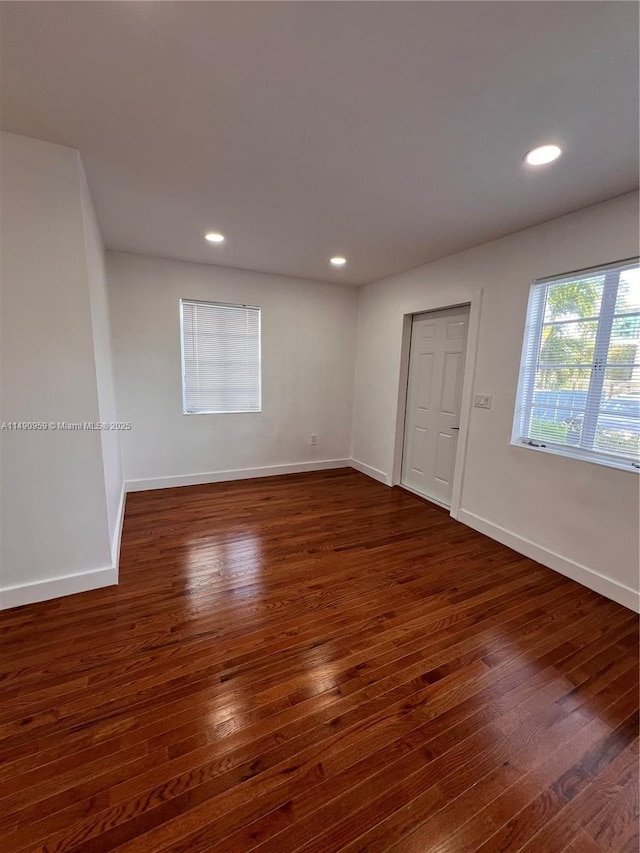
top-left (401, 306), bottom-right (469, 507)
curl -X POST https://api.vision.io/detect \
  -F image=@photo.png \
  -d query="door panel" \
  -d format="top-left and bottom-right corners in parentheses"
top-left (410, 427), bottom-right (428, 474)
top-left (401, 306), bottom-right (469, 507)
top-left (434, 432), bottom-right (454, 484)
top-left (440, 351), bottom-right (462, 415)
top-left (446, 320), bottom-right (466, 339)
top-left (416, 353), bottom-right (435, 410)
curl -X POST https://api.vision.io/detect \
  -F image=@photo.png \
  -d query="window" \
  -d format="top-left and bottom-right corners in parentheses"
top-left (180, 300), bottom-right (261, 414)
top-left (513, 259), bottom-right (640, 471)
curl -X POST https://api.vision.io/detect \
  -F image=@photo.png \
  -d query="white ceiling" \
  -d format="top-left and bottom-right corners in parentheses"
top-left (1, 2), bottom-right (638, 285)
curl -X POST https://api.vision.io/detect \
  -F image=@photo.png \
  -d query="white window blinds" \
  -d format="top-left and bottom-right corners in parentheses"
top-left (180, 300), bottom-right (261, 414)
top-left (512, 259), bottom-right (640, 471)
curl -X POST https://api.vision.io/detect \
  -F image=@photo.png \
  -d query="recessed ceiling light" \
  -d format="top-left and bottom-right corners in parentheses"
top-left (205, 232), bottom-right (225, 243)
top-left (330, 257), bottom-right (346, 266)
top-left (524, 144), bottom-right (562, 166)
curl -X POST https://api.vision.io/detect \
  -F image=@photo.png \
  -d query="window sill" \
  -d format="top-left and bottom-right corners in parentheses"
top-left (511, 438), bottom-right (640, 473)
top-left (183, 409), bottom-right (262, 415)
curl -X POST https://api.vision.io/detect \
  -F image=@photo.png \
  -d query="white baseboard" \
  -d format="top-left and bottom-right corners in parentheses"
top-left (0, 481), bottom-right (126, 612)
top-left (349, 458), bottom-right (390, 485)
top-left (126, 458), bottom-right (352, 492)
top-left (457, 509), bottom-right (640, 613)
top-left (0, 566), bottom-right (118, 611)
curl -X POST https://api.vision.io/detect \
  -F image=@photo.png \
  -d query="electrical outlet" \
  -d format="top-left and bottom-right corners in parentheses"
top-left (474, 394), bottom-right (492, 409)
top-left (310, 434), bottom-right (318, 446)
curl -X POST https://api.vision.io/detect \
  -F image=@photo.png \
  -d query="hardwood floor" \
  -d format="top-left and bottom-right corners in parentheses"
top-left (0, 468), bottom-right (638, 853)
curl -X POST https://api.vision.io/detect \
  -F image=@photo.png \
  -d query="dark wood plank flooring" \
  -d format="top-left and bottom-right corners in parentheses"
top-left (0, 468), bottom-right (637, 852)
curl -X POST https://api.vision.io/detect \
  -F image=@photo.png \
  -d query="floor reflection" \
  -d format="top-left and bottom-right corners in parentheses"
top-left (180, 529), bottom-right (265, 608)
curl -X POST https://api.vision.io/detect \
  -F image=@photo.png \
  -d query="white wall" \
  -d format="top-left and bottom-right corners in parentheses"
top-left (352, 192), bottom-right (640, 611)
top-left (107, 251), bottom-right (358, 488)
top-left (0, 132), bottom-right (122, 608)
top-left (79, 166), bottom-right (125, 562)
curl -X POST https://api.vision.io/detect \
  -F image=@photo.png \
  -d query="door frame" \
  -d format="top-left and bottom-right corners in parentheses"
top-left (390, 289), bottom-right (483, 520)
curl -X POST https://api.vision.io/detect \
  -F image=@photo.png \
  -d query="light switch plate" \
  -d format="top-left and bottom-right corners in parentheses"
top-left (474, 394), bottom-right (492, 409)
